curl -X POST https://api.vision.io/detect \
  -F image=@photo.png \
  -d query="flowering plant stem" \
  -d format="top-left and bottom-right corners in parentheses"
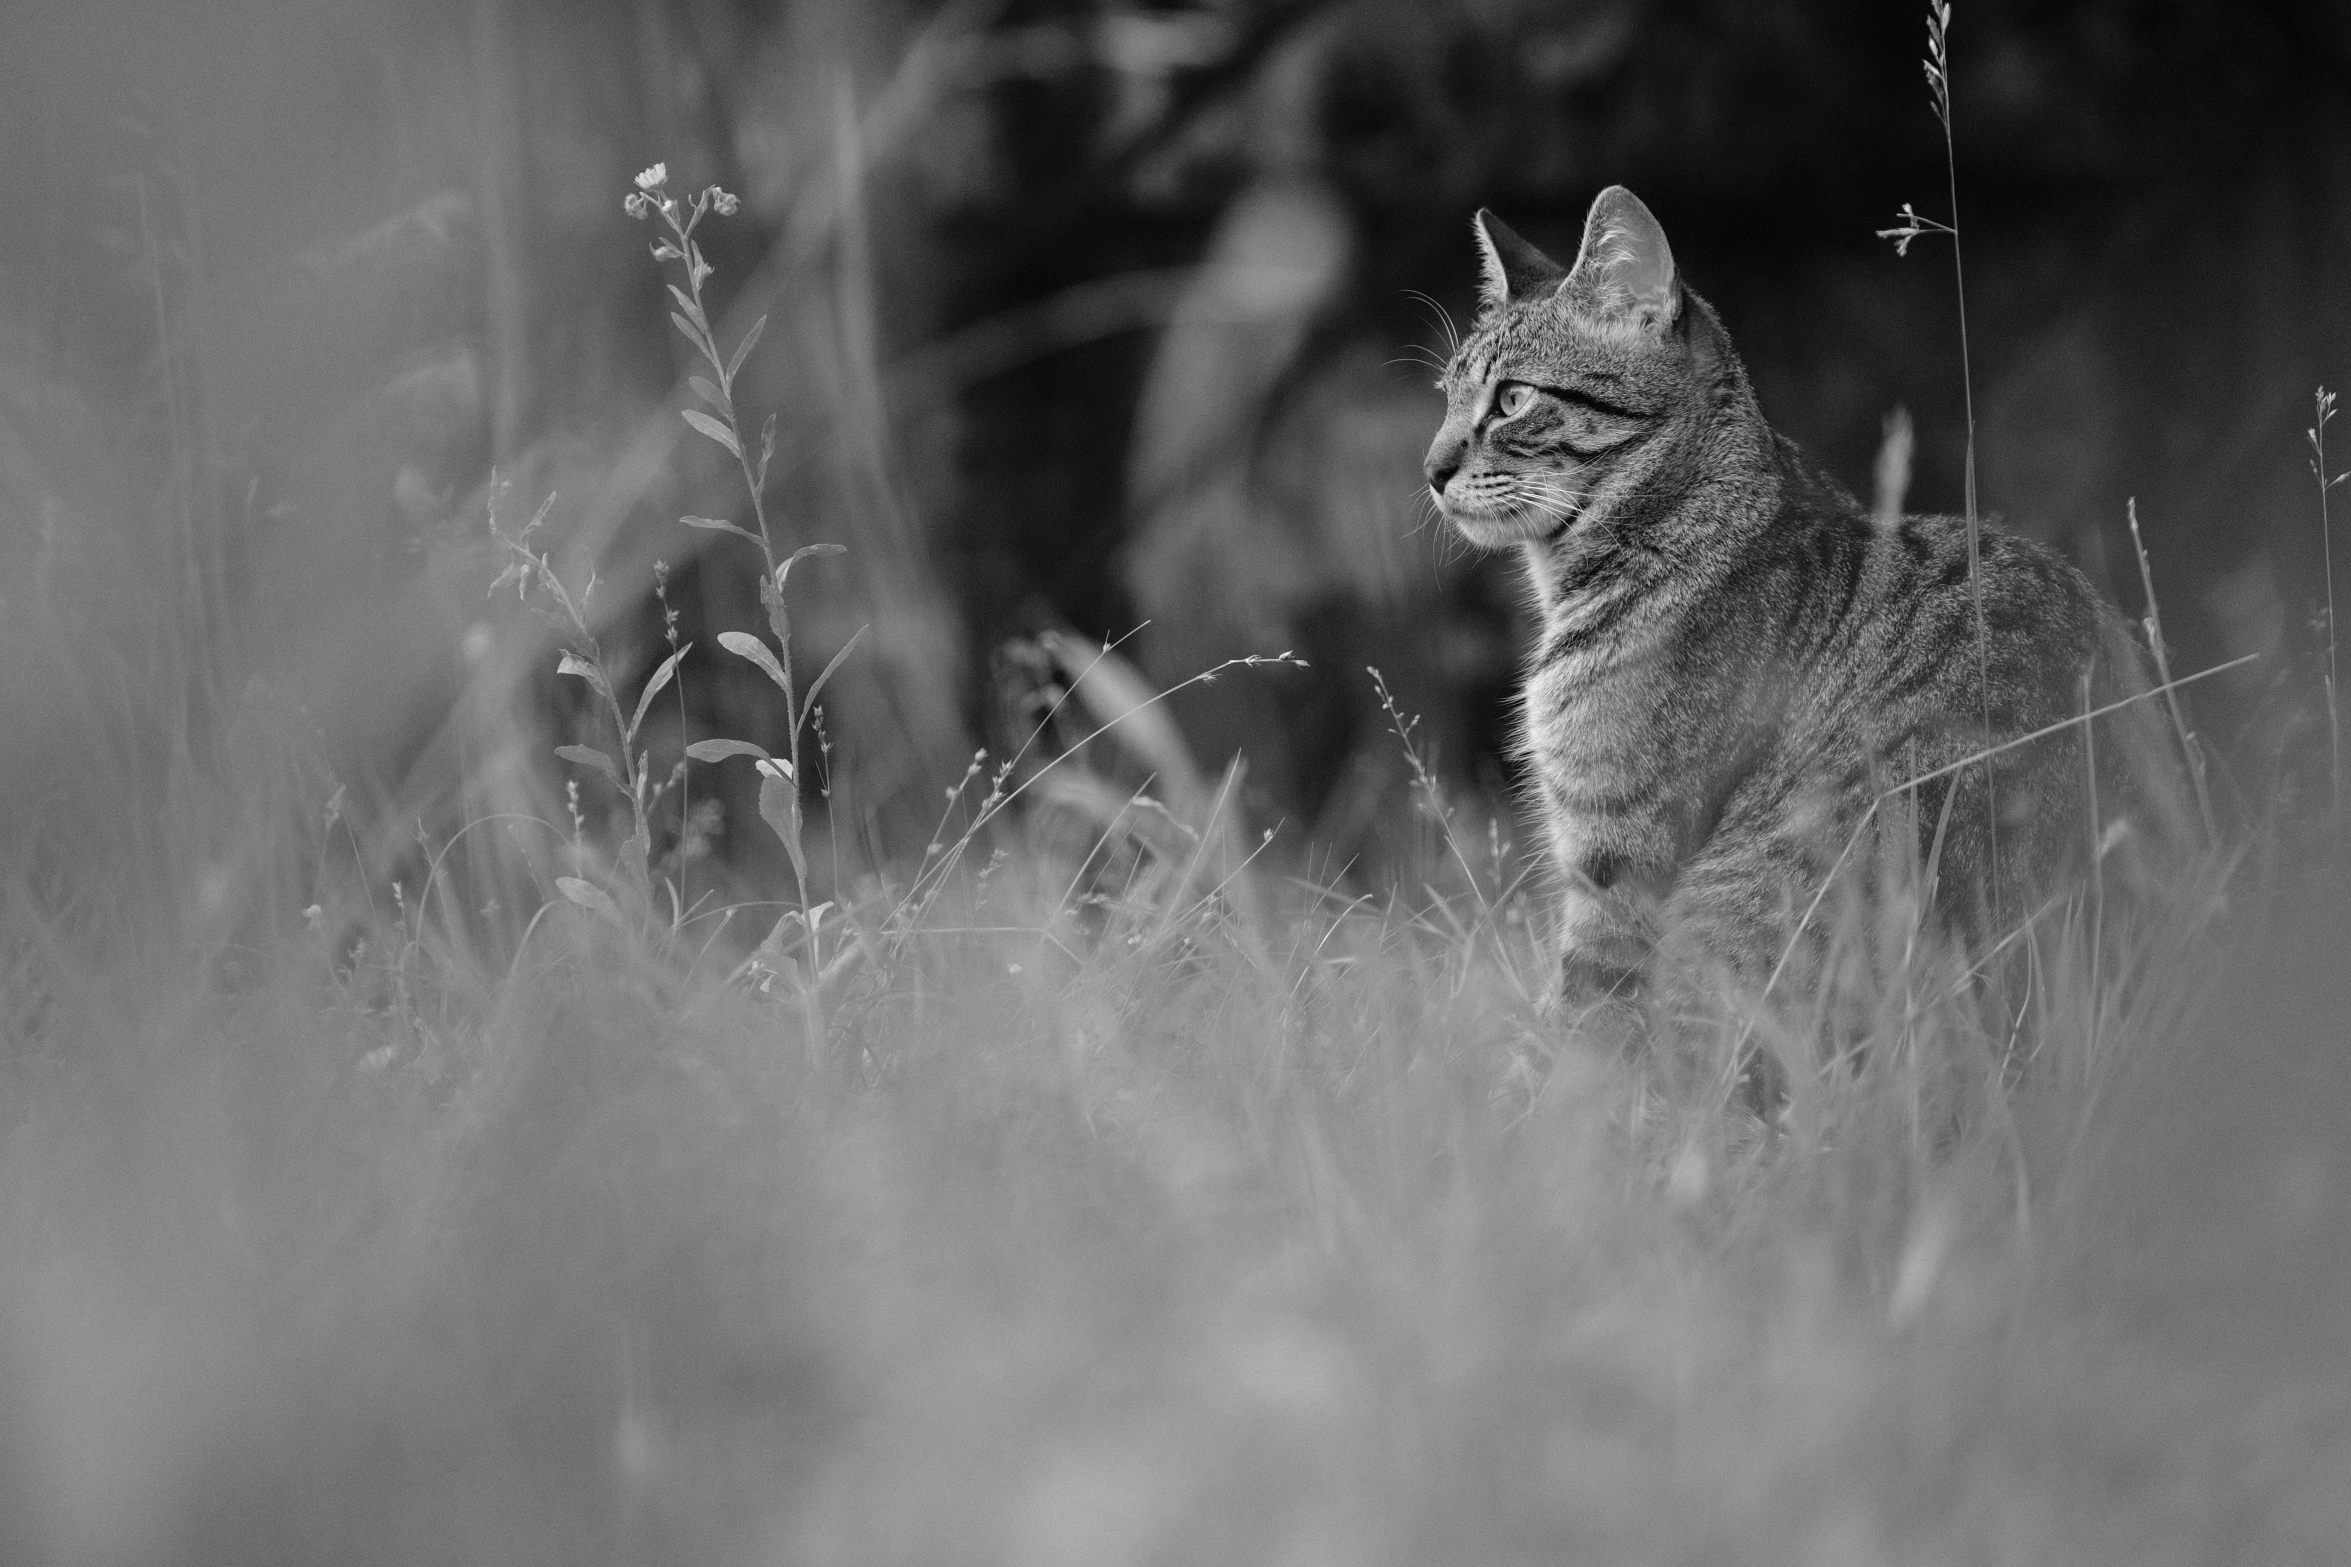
top-left (629, 162), bottom-right (864, 1055)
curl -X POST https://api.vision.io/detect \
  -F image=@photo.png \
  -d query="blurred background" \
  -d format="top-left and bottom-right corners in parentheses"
top-left (4, 0), bottom-right (2350, 899)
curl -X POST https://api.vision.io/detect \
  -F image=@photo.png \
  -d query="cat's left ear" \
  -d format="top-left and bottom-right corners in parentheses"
top-left (1564, 185), bottom-right (1681, 334)
top-left (1472, 209), bottom-right (1568, 313)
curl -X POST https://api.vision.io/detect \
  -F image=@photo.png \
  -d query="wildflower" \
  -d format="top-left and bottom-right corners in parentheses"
top-left (708, 186), bottom-right (741, 217)
top-left (624, 191), bottom-right (651, 220)
top-left (633, 162), bottom-right (667, 192)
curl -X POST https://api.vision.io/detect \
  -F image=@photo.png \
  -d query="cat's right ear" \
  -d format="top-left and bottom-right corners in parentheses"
top-left (1563, 186), bottom-right (1680, 335)
top-left (1473, 209), bottom-right (1568, 313)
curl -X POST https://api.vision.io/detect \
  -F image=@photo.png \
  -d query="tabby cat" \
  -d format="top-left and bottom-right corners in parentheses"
top-left (1423, 186), bottom-right (2180, 1019)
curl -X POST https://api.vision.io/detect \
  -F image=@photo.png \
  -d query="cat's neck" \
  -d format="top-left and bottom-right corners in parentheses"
top-left (1513, 302), bottom-right (1801, 620)
top-left (1516, 427), bottom-right (1782, 619)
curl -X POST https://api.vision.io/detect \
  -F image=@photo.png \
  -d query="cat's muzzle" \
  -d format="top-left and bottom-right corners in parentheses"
top-left (1445, 498), bottom-right (1577, 549)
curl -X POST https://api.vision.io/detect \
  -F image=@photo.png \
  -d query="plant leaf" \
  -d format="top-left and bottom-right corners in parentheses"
top-left (665, 283), bottom-right (702, 327)
top-left (725, 313), bottom-right (769, 383)
top-left (719, 630), bottom-right (791, 694)
top-left (670, 311), bottom-right (708, 355)
top-left (681, 407), bottom-right (742, 459)
top-left (758, 767), bottom-right (807, 888)
top-left (688, 374), bottom-right (724, 410)
top-left (556, 651), bottom-right (613, 704)
top-left (628, 642), bottom-right (691, 743)
top-left (554, 744), bottom-right (624, 791)
top-left (777, 541), bottom-right (846, 594)
top-left (686, 737), bottom-right (771, 764)
top-left (682, 514), bottom-right (762, 545)
top-left (555, 876), bottom-right (625, 925)
top-left (797, 625), bottom-right (866, 740)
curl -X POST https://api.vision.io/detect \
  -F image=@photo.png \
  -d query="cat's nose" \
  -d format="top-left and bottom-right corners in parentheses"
top-left (1424, 440), bottom-right (1464, 496)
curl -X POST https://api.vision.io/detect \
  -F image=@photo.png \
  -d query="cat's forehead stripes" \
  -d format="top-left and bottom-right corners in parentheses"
top-left (1449, 308), bottom-right (1576, 388)
top-left (1441, 343), bottom-right (1498, 394)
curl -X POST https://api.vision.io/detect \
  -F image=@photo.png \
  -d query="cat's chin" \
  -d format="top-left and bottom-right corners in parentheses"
top-left (1447, 507), bottom-right (1574, 550)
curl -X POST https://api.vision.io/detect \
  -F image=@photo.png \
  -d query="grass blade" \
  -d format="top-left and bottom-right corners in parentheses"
top-left (628, 643), bottom-right (691, 744)
top-left (796, 626), bottom-right (866, 740)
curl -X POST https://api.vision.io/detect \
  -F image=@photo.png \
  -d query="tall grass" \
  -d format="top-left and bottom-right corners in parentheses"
top-left (1, 670), bottom-right (2318, 1562)
top-left (1881, 1), bottom-right (1996, 894)
top-left (2309, 387), bottom-right (2343, 829)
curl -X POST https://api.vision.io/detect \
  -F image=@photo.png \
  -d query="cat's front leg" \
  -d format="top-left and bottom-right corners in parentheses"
top-left (1552, 851), bottom-right (1668, 1007)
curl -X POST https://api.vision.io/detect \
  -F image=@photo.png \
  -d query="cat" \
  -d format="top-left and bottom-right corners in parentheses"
top-left (1422, 185), bottom-right (2183, 1035)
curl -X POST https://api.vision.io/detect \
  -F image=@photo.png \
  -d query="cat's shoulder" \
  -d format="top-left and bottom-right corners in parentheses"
top-left (1766, 432), bottom-right (1866, 524)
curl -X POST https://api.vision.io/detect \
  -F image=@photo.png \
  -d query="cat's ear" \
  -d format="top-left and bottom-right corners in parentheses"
top-left (1472, 209), bottom-right (1568, 312)
top-left (1564, 185), bottom-right (1681, 334)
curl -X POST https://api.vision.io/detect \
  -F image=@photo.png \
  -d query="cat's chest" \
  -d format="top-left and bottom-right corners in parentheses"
top-left (1519, 585), bottom-right (1672, 748)
top-left (1514, 576), bottom-right (1747, 855)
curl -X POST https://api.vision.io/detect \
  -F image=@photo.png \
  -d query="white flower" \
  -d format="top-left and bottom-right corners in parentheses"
top-left (633, 162), bottom-right (668, 192)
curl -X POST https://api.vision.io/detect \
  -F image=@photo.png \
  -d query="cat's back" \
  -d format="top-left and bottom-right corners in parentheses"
top-left (1739, 482), bottom-right (2118, 739)
top-left (1760, 494), bottom-right (2184, 886)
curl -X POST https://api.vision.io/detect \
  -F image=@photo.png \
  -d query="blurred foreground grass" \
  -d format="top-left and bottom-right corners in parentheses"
top-left (1, 710), bottom-right (2347, 1565)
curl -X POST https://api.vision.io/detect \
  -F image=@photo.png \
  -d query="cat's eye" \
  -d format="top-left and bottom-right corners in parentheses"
top-left (1493, 382), bottom-right (1537, 420)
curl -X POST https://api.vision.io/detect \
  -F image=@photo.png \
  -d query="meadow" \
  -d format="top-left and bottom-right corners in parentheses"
top-left (6, 621), bottom-right (2348, 1566)
top-left (4, 236), bottom-right (2348, 1559)
top-left (5, 4), bottom-right (2351, 1562)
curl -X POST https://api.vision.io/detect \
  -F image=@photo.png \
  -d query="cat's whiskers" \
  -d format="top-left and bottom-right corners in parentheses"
top-left (1404, 482), bottom-right (1449, 542)
top-left (1403, 288), bottom-right (1464, 359)
top-left (1510, 478), bottom-right (1588, 531)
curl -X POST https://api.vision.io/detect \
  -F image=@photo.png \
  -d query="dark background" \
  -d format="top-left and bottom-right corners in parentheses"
top-left (5, 0), bottom-right (2348, 887)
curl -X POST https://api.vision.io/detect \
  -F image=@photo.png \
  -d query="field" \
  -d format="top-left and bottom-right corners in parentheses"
top-left (4, 555), bottom-right (2348, 1562)
top-left (5, 2), bottom-right (2351, 1561)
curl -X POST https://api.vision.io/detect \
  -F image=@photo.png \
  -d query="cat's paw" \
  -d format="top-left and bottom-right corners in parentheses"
top-left (1557, 953), bottom-right (1648, 1057)
top-left (1559, 953), bottom-right (1643, 1004)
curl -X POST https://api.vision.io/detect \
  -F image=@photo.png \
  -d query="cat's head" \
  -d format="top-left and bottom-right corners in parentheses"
top-left (1424, 185), bottom-right (1744, 551)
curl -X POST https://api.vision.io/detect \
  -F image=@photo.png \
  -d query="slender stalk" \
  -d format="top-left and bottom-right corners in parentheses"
top-left (1883, 8), bottom-right (1997, 900)
top-left (2311, 389), bottom-right (2343, 829)
top-left (2127, 499), bottom-right (2217, 844)
top-left (656, 559), bottom-right (690, 925)
top-left (2081, 669), bottom-right (2102, 1049)
top-left (1932, 4), bottom-right (1998, 902)
top-left (472, 0), bottom-right (531, 461)
top-left (136, 172), bottom-right (201, 663)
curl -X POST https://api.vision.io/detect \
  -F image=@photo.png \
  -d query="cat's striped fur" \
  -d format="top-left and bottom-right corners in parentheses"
top-left (1423, 186), bottom-right (2182, 1016)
